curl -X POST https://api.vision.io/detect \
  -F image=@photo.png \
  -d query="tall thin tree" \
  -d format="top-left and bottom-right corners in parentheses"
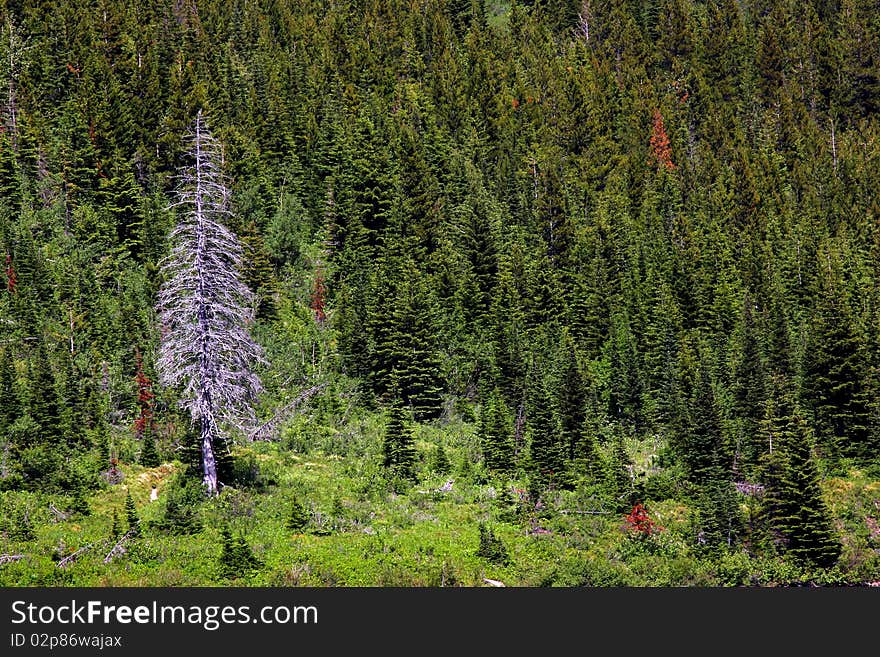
top-left (156, 111), bottom-right (265, 495)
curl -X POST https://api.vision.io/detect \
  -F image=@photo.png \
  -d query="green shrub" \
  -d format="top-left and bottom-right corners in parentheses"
top-left (476, 522), bottom-right (509, 565)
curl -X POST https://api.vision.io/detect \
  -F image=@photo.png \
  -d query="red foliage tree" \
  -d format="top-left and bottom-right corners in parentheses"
top-left (624, 502), bottom-right (663, 537)
top-left (310, 271), bottom-right (327, 325)
top-left (133, 347), bottom-right (155, 438)
top-left (648, 109), bottom-right (676, 171)
top-left (5, 253), bottom-right (15, 294)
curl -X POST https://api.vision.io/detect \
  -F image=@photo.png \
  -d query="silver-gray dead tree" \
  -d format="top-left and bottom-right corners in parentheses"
top-left (156, 111), bottom-right (265, 495)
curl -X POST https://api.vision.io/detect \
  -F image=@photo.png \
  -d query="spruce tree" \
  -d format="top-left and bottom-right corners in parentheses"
top-left (479, 388), bottom-right (515, 474)
top-left (139, 430), bottom-right (160, 468)
top-left (731, 294), bottom-right (768, 473)
top-left (382, 398), bottom-right (417, 482)
top-left (475, 521), bottom-right (509, 565)
top-left (801, 293), bottom-right (871, 462)
top-left (0, 346), bottom-right (19, 433)
top-left (286, 494), bottom-right (310, 533)
top-left (556, 331), bottom-right (589, 463)
top-left (26, 340), bottom-right (61, 446)
top-left (758, 406), bottom-right (842, 568)
top-left (125, 490), bottom-right (139, 537)
top-left (526, 373), bottom-right (565, 492)
top-left (428, 443), bottom-right (452, 475)
top-left (218, 525), bottom-right (261, 579)
top-left (370, 260), bottom-right (444, 421)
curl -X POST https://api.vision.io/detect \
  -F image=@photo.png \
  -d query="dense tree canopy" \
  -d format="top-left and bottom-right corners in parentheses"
top-left (0, 0), bottom-right (878, 579)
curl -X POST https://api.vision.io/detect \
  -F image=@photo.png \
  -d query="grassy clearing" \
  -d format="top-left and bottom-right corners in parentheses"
top-left (1, 423), bottom-right (878, 587)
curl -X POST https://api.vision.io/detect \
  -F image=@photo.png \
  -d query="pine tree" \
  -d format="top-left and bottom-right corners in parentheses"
top-left (309, 269), bottom-right (328, 326)
top-left (382, 398), bottom-right (417, 481)
top-left (239, 219), bottom-right (278, 320)
top-left (124, 490), bottom-right (139, 537)
top-left (428, 443), bottom-right (452, 475)
top-left (155, 112), bottom-right (266, 495)
top-left (218, 525), bottom-right (261, 579)
top-left (758, 406), bottom-right (842, 568)
top-left (4, 252), bottom-right (15, 294)
top-left (731, 294), bottom-right (768, 473)
top-left (139, 428), bottom-right (160, 468)
top-left (133, 347), bottom-right (154, 438)
top-left (475, 521), bottom-right (510, 565)
top-left (371, 262), bottom-right (444, 421)
top-left (26, 340), bottom-right (61, 445)
top-left (0, 346), bottom-right (19, 433)
top-left (70, 486), bottom-right (90, 517)
top-left (606, 434), bottom-right (635, 512)
top-left (556, 331), bottom-right (589, 464)
top-left (286, 494), bottom-right (309, 532)
top-left (478, 388), bottom-right (515, 474)
top-left (110, 508), bottom-right (121, 539)
top-left (801, 292), bottom-right (872, 462)
top-left (526, 373), bottom-right (565, 492)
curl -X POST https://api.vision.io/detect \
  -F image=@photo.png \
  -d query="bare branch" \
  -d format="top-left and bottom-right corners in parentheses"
top-left (57, 541), bottom-right (102, 569)
top-left (248, 384), bottom-right (327, 441)
top-left (103, 531), bottom-right (134, 564)
top-left (48, 503), bottom-right (71, 522)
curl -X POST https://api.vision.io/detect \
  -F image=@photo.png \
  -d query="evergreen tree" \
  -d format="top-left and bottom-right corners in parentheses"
top-left (475, 521), bottom-right (510, 565)
top-left (70, 486), bottom-right (90, 517)
top-left (0, 346), bottom-right (19, 433)
top-left (731, 294), bottom-right (768, 473)
top-left (26, 340), bottom-right (61, 445)
top-left (139, 429), bottom-right (160, 468)
top-left (801, 291), bottom-right (872, 461)
top-left (382, 398), bottom-right (417, 481)
top-left (758, 406), bottom-right (842, 568)
top-left (526, 373), bottom-right (565, 492)
top-left (218, 525), bottom-right (261, 579)
top-left (371, 261), bottom-right (444, 421)
top-left (428, 443), bottom-right (452, 475)
top-left (110, 508), bottom-right (121, 539)
top-left (479, 387), bottom-right (515, 474)
top-left (286, 494), bottom-right (310, 533)
top-left (124, 490), bottom-right (139, 537)
top-left (556, 331), bottom-right (589, 464)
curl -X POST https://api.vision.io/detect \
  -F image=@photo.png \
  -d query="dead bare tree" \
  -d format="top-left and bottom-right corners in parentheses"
top-left (156, 111), bottom-right (266, 495)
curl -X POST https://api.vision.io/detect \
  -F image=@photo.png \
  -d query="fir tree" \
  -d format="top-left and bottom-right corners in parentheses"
top-left (758, 407), bottom-right (842, 568)
top-left (479, 388), bottom-right (515, 474)
top-left (526, 374), bottom-right (565, 492)
top-left (801, 293), bottom-right (872, 461)
top-left (556, 331), bottom-right (589, 463)
top-left (286, 494), bottom-right (310, 533)
top-left (218, 525), bottom-right (262, 579)
top-left (648, 108), bottom-right (675, 171)
top-left (382, 398), bottom-right (417, 482)
top-left (110, 508), bottom-right (121, 539)
top-left (70, 486), bottom-right (90, 517)
top-left (139, 430), bottom-right (160, 468)
top-left (0, 346), bottom-right (19, 433)
top-left (124, 490), bottom-right (139, 537)
top-left (476, 522), bottom-right (509, 565)
top-left (428, 443), bottom-right (451, 475)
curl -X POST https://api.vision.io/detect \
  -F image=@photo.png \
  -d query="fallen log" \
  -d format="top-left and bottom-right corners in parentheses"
top-left (0, 554), bottom-right (25, 565)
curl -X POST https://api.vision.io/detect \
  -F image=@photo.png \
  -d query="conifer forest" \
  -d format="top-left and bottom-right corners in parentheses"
top-left (1, 0), bottom-right (879, 587)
